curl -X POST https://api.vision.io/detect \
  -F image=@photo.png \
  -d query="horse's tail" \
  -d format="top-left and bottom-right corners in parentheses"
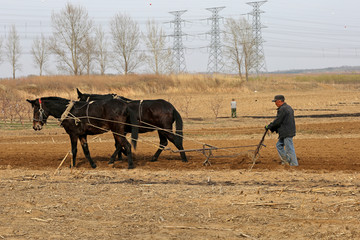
top-left (129, 108), bottom-right (139, 150)
top-left (173, 108), bottom-right (183, 145)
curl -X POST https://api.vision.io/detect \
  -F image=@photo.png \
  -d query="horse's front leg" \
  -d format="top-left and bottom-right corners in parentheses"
top-left (79, 135), bottom-right (97, 169)
top-left (109, 134), bottom-right (124, 164)
top-left (109, 134), bottom-right (122, 164)
top-left (114, 135), bottom-right (134, 169)
top-left (69, 134), bottom-right (78, 168)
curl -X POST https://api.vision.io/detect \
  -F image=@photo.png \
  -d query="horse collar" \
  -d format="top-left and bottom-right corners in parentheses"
top-left (59, 101), bottom-right (78, 125)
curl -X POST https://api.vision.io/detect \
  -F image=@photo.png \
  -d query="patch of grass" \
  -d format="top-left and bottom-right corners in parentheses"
top-left (0, 120), bottom-right (59, 131)
top-left (0, 122), bottom-right (30, 130)
top-left (294, 74), bottom-right (360, 84)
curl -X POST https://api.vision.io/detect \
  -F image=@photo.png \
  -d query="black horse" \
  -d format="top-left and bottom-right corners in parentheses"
top-left (76, 89), bottom-right (187, 163)
top-left (26, 97), bottom-right (139, 169)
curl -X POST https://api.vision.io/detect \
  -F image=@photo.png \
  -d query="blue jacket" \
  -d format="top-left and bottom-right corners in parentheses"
top-left (268, 103), bottom-right (296, 139)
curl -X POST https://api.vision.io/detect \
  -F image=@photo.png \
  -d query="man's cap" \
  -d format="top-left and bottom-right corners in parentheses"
top-left (272, 95), bottom-right (285, 102)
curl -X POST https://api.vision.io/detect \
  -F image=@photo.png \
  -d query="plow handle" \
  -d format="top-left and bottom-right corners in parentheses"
top-left (254, 128), bottom-right (268, 157)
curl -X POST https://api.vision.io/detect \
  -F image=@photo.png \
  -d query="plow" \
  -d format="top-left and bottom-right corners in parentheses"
top-left (167, 128), bottom-right (269, 169)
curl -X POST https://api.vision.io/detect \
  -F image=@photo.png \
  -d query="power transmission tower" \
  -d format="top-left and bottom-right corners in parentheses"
top-left (206, 6), bottom-right (225, 74)
top-left (169, 10), bottom-right (187, 73)
top-left (247, 1), bottom-right (267, 74)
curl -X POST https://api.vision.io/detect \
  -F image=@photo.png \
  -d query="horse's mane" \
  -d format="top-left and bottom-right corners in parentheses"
top-left (40, 96), bottom-right (70, 102)
top-left (39, 97), bottom-right (71, 107)
top-left (117, 95), bottom-right (133, 102)
top-left (91, 93), bottom-right (115, 98)
top-left (79, 92), bottom-right (133, 102)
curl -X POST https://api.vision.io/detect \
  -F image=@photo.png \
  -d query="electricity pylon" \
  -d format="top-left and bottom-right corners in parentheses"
top-left (247, 1), bottom-right (267, 74)
top-left (169, 10), bottom-right (187, 73)
top-left (206, 6), bottom-right (225, 74)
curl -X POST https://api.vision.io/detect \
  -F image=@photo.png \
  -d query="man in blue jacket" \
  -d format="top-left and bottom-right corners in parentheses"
top-left (266, 95), bottom-right (298, 166)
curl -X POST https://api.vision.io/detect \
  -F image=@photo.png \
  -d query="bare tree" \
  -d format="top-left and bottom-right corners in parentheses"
top-left (6, 25), bottom-right (21, 79)
top-left (223, 18), bottom-right (256, 81)
top-left (14, 98), bottom-right (27, 126)
top-left (80, 35), bottom-right (96, 75)
top-left (49, 3), bottom-right (93, 75)
top-left (0, 37), bottom-right (3, 66)
top-left (210, 97), bottom-right (223, 120)
top-left (110, 13), bottom-right (144, 74)
top-left (94, 25), bottom-right (109, 75)
top-left (144, 20), bottom-right (173, 74)
top-left (31, 34), bottom-right (50, 76)
top-left (1, 89), bottom-right (15, 123)
top-left (0, 90), bottom-right (7, 124)
top-left (177, 96), bottom-right (192, 119)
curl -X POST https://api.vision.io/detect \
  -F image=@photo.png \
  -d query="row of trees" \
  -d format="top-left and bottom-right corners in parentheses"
top-left (36, 4), bottom-right (173, 77)
top-left (2, 3), bottom-right (257, 80)
top-left (0, 89), bottom-right (30, 125)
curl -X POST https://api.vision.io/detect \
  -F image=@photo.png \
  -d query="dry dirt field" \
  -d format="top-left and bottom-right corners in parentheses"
top-left (1, 89), bottom-right (360, 239)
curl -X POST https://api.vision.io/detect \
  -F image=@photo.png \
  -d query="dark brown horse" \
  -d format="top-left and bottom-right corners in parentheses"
top-left (27, 97), bottom-right (138, 169)
top-left (76, 89), bottom-right (187, 163)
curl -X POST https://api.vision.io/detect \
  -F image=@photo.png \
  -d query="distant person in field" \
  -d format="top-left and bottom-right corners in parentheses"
top-left (265, 95), bottom-right (298, 166)
top-left (231, 98), bottom-right (237, 118)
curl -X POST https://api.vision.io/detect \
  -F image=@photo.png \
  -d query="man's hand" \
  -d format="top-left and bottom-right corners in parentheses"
top-left (265, 125), bottom-right (270, 130)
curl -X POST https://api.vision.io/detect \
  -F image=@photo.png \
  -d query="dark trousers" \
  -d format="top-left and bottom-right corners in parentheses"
top-left (231, 108), bottom-right (236, 118)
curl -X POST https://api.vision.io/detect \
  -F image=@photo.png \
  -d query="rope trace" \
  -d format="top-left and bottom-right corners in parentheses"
top-left (60, 114), bottom-right (260, 159)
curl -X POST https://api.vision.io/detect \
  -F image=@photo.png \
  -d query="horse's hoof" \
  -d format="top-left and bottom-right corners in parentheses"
top-left (108, 159), bottom-right (115, 164)
top-left (150, 159), bottom-right (158, 162)
top-left (182, 159), bottom-right (188, 163)
top-left (128, 165), bottom-right (134, 169)
top-left (91, 164), bottom-right (97, 169)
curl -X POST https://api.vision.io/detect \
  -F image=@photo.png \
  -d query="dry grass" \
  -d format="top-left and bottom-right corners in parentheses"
top-left (1, 73), bottom-right (360, 127)
top-left (1, 73), bottom-right (359, 99)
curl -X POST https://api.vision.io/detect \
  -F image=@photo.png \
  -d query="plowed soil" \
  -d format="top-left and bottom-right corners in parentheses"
top-left (1, 120), bottom-right (360, 172)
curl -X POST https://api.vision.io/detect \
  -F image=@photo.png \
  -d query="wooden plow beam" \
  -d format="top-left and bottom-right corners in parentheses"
top-left (168, 143), bottom-right (265, 166)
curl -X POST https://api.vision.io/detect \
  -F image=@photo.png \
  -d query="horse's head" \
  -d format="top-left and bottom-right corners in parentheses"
top-left (26, 98), bottom-right (49, 131)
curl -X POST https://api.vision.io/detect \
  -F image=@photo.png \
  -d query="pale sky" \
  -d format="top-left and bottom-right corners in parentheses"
top-left (0, 0), bottom-right (359, 78)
